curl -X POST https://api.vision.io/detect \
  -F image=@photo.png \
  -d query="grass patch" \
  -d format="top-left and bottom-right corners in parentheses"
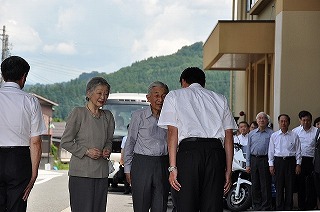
top-left (51, 144), bottom-right (69, 170)
top-left (54, 160), bottom-right (69, 170)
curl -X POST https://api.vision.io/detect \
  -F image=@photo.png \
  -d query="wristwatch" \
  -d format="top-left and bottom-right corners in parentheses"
top-left (168, 166), bottom-right (177, 172)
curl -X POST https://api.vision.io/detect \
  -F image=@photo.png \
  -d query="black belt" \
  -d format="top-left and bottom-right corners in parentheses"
top-left (0, 146), bottom-right (29, 149)
top-left (251, 154), bottom-right (267, 158)
top-left (275, 156), bottom-right (295, 160)
top-left (181, 137), bottom-right (220, 143)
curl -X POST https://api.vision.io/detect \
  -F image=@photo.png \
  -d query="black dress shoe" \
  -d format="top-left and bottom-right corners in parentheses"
top-left (123, 190), bottom-right (131, 194)
top-left (123, 187), bottom-right (131, 194)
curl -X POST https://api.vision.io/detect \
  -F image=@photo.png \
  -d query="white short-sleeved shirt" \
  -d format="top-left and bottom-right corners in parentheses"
top-left (234, 134), bottom-right (249, 146)
top-left (0, 82), bottom-right (47, 146)
top-left (158, 83), bottom-right (237, 143)
top-left (268, 130), bottom-right (302, 166)
top-left (292, 125), bottom-right (317, 157)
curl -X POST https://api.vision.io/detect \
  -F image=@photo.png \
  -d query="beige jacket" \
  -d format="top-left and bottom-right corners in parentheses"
top-left (61, 107), bottom-right (115, 178)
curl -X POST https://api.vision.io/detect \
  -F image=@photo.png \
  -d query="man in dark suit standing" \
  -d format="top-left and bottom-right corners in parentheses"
top-left (314, 128), bottom-right (320, 206)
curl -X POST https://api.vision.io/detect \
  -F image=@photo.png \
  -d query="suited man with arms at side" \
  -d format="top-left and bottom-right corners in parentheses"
top-left (246, 112), bottom-right (273, 210)
top-left (124, 81), bottom-right (170, 212)
top-left (292, 110), bottom-right (318, 210)
top-left (314, 127), bottom-right (320, 207)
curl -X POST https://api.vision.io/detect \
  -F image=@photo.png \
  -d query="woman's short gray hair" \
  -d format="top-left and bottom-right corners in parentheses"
top-left (86, 77), bottom-right (110, 101)
top-left (147, 81), bottom-right (169, 94)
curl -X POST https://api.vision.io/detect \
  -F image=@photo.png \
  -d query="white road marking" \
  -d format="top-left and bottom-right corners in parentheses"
top-left (61, 207), bottom-right (71, 212)
top-left (35, 170), bottom-right (64, 185)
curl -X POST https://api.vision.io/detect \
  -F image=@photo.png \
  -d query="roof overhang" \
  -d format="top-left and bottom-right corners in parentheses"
top-left (31, 93), bottom-right (59, 106)
top-left (203, 20), bottom-right (275, 71)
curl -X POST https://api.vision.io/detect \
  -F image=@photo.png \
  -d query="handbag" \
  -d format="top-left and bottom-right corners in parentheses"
top-left (117, 165), bottom-right (125, 181)
top-left (108, 159), bottom-right (115, 174)
top-left (113, 165), bottom-right (125, 184)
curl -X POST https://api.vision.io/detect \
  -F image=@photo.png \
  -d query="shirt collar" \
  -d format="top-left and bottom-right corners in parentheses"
top-left (188, 83), bottom-right (202, 88)
top-left (239, 133), bottom-right (248, 138)
top-left (1, 82), bottom-right (21, 89)
top-left (144, 106), bottom-right (153, 118)
top-left (278, 129), bottom-right (290, 135)
top-left (303, 126), bottom-right (314, 133)
top-left (298, 125), bottom-right (314, 133)
top-left (255, 127), bottom-right (268, 133)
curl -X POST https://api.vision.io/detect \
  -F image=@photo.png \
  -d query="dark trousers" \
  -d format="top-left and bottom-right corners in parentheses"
top-left (131, 154), bottom-right (170, 212)
top-left (314, 171), bottom-right (320, 202)
top-left (274, 156), bottom-right (295, 210)
top-left (173, 138), bottom-right (225, 212)
top-left (123, 179), bottom-right (131, 193)
top-left (0, 147), bottom-right (31, 212)
top-left (250, 156), bottom-right (272, 210)
top-left (297, 156), bottom-right (316, 210)
top-left (171, 187), bottom-right (177, 212)
top-left (69, 176), bottom-right (108, 212)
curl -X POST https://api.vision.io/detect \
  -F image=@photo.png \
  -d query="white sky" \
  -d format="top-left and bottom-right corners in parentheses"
top-left (0, 0), bottom-right (232, 84)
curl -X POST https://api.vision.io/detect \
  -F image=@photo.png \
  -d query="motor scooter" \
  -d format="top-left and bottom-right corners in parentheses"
top-left (225, 143), bottom-right (252, 211)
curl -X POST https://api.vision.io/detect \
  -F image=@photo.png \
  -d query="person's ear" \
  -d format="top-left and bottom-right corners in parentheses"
top-left (146, 94), bottom-right (151, 102)
top-left (18, 73), bottom-right (27, 89)
top-left (181, 79), bottom-right (189, 88)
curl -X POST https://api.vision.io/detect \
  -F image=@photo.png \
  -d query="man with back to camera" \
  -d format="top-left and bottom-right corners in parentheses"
top-left (292, 110), bottom-right (318, 210)
top-left (158, 67), bottom-right (237, 212)
top-left (268, 114), bottom-right (301, 210)
top-left (246, 112), bottom-right (273, 210)
top-left (0, 56), bottom-right (47, 211)
top-left (124, 81), bottom-right (170, 212)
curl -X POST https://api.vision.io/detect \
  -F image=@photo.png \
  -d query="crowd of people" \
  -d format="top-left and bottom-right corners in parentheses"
top-left (234, 111), bottom-right (320, 211)
top-left (1, 57), bottom-right (236, 212)
top-left (2, 55), bottom-right (320, 212)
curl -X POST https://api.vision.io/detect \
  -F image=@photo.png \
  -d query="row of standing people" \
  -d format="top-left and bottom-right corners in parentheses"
top-left (234, 111), bottom-right (320, 211)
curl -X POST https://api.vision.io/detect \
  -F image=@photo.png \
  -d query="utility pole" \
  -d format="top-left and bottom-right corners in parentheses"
top-left (1, 25), bottom-right (10, 84)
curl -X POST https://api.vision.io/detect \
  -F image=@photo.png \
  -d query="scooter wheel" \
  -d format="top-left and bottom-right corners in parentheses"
top-left (226, 184), bottom-right (252, 211)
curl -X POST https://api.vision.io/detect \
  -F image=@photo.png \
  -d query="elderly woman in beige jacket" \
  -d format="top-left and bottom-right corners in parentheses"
top-left (61, 77), bottom-right (115, 212)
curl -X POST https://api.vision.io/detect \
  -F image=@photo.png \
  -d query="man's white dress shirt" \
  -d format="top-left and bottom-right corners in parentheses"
top-left (268, 130), bottom-right (302, 166)
top-left (0, 82), bottom-right (47, 146)
top-left (158, 83), bottom-right (237, 143)
top-left (292, 125), bottom-right (317, 157)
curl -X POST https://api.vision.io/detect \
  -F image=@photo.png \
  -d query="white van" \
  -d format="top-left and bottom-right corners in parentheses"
top-left (104, 93), bottom-right (149, 186)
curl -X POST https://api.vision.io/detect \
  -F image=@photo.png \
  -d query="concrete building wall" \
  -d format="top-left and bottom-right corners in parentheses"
top-left (234, 71), bottom-right (247, 122)
top-left (274, 8), bottom-right (320, 129)
top-left (253, 0), bottom-right (276, 20)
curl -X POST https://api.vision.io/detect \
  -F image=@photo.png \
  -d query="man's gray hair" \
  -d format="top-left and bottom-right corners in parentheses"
top-left (147, 81), bottom-right (169, 94)
top-left (256, 112), bottom-right (269, 123)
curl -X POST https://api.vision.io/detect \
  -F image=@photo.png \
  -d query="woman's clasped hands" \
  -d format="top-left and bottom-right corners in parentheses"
top-left (86, 148), bottom-right (111, 159)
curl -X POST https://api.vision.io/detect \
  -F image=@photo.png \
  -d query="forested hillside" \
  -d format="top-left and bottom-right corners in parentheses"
top-left (26, 42), bottom-right (230, 120)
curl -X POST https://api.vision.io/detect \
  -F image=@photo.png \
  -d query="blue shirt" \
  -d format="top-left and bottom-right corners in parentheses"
top-left (246, 127), bottom-right (273, 166)
top-left (124, 107), bottom-right (168, 173)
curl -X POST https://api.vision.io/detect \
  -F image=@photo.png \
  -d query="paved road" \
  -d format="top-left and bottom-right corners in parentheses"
top-left (27, 169), bottom-right (234, 212)
top-left (27, 169), bottom-right (176, 212)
